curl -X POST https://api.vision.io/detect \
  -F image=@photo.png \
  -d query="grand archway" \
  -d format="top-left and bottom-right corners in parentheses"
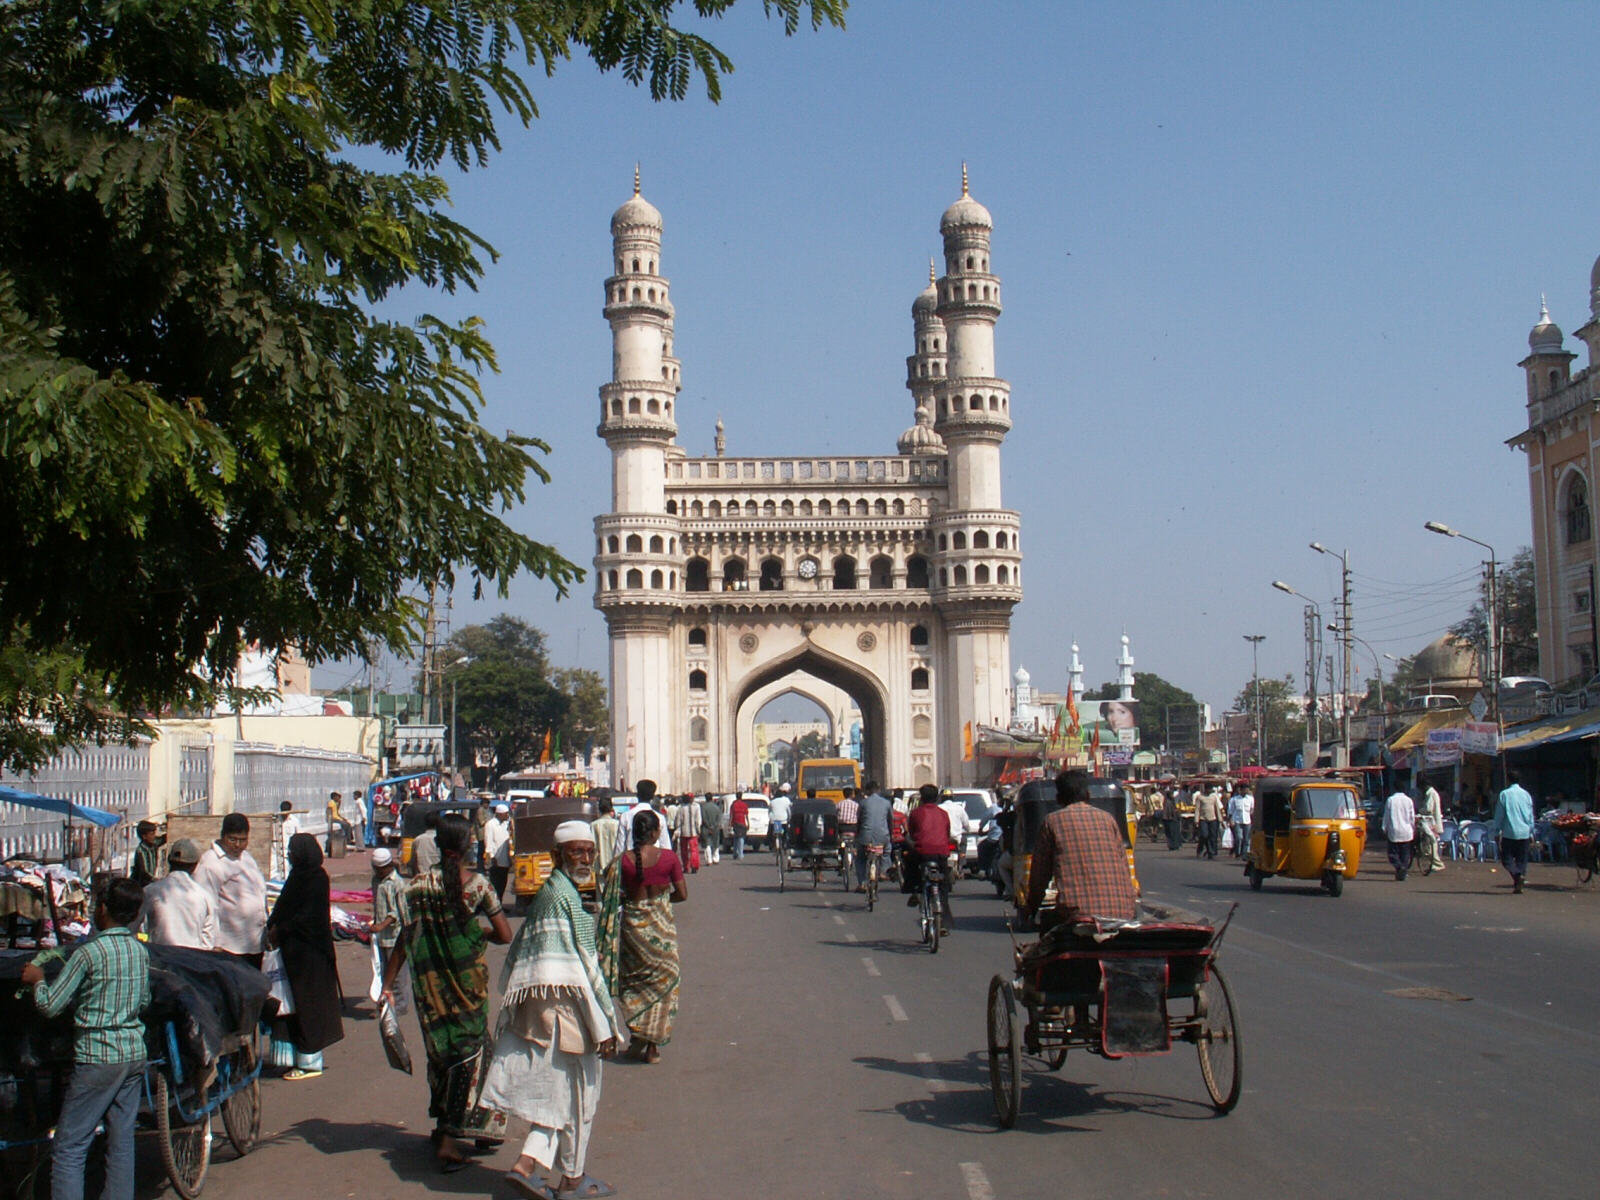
top-left (730, 642), bottom-right (887, 790)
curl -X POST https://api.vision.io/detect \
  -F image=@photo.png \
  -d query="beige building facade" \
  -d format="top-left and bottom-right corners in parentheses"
top-left (594, 175), bottom-right (1022, 792)
top-left (1509, 255), bottom-right (1600, 684)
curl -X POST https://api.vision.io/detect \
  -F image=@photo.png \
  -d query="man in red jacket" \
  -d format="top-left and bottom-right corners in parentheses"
top-left (730, 796), bottom-right (750, 860)
top-left (902, 783), bottom-right (954, 933)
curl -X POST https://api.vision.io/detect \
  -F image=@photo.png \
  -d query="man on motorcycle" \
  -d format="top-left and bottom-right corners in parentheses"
top-left (901, 783), bottom-right (954, 933)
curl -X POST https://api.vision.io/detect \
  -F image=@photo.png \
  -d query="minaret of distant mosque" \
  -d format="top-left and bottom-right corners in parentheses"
top-left (1116, 634), bottom-right (1135, 701)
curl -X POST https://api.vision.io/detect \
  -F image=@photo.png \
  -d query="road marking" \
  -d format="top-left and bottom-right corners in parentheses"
top-left (844, 932), bottom-right (859, 943)
top-left (959, 1162), bottom-right (995, 1200)
top-left (883, 994), bottom-right (908, 1022)
top-left (913, 1050), bottom-right (949, 1092)
top-left (832, 914), bottom-right (846, 926)
top-left (861, 956), bottom-right (880, 977)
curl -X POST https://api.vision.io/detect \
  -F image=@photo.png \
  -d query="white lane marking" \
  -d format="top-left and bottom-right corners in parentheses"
top-left (913, 1050), bottom-right (949, 1092)
top-left (844, 932), bottom-right (859, 943)
top-left (883, 994), bottom-right (908, 1022)
top-left (832, 914), bottom-right (846, 926)
top-left (861, 956), bottom-right (880, 977)
top-left (959, 1162), bottom-right (995, 1200)
top-left (821, 897), bottom-right (832, 907)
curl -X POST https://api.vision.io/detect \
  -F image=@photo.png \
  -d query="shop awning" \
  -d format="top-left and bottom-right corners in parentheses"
top-left (0, 785), bottom-right (123, 828)
top-left (1499, 706), bottom-right (1600, 752)
top-left (1387, 710), bottom-right (1466, 752)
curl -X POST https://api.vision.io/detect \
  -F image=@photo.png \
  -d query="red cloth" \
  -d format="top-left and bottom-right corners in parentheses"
top-left (907, 803), bottom-right (953, 857)
top-left (730, 799), bottom-right (749, 827)
top-left (1025, 802), bottom-right (1136, 922)
top-left (685, 837), bottom-right (701, 871)
top-left (621, 847), bottom-right (685, 891)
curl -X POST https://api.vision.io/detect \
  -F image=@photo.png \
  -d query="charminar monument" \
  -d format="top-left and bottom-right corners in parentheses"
top-left (594, 169), bottom-right (1022, 792)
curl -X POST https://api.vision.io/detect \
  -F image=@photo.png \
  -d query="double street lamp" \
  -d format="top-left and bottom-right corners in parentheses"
top-left (1424, 521), bottom-right (1499, 720)
top-left (1243, 634), bottom-right (1265, 765)
top-left (1271, 581), bottom-right (1323, 758)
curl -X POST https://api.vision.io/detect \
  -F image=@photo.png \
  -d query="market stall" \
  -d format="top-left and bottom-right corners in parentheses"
top-left (0, 788), bottom-right (121, 949)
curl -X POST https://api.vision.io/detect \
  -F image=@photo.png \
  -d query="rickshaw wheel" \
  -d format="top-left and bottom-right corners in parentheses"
top-left (1247, 866), bottom-right (1264, 891)
top-left (1323, 870), bottom-right (1344, 898)
top-left (1045, 1045), bottom-right (1068, 1071)
top-left (1194, 962), bottom-right (1242, 1113)
top-left (156, 1072), bottom-right (212, 1199)
top-left (220, 1033), bottom-right (262, 1156)
top-left (986, 975), bottom-right (1022, 1128)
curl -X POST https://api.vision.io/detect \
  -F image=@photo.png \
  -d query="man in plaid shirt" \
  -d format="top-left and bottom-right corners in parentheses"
top-left (1023, 770), bottom-right (1137, 927)
top-left (836, 787), bottom-right (860, 839)
top-left (23, 876), bottom-right (150, 1200)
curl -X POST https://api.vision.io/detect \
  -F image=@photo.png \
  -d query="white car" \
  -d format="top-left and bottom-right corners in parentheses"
top-left (946, 788), bottom-right (999, 864)
top-left (719, 793), bottom-right (771, 850)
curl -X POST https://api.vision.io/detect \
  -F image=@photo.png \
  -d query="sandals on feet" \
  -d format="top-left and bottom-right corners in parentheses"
top-left (504, 1170), bottom-right (557, 1199)
top-left (554, 1175), bottom-right (617, 1199)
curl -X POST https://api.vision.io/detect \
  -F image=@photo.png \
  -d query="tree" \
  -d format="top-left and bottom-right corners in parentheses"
top-left (443, 616), bottom-right (563, 774)
top-left (553, 667), bottom-right (609, 754)
top-left (1449, 546), bottom-right (1538, 681)
top-left (792, 730), bottom-right (830, 761)
top-left (1084, 672), bottom-right (1201, 751)
top-left (1230, 674), bottom-right (1308, 761)
top-left (0, 0), bottom-right (846, 771)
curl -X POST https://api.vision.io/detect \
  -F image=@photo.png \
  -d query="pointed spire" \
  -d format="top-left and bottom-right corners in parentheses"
top-left (633, 163), bottom-right (641, 196)
top-left (961, 162), bottom-right (969, 196)
top-left (1540, 293), bottom-right (1549, 321)
top-left (929, 258), bottom-right (937, 285)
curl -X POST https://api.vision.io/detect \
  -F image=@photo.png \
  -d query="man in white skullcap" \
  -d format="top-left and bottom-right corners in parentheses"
top-left (482, 821), bottom-right (623, 1200)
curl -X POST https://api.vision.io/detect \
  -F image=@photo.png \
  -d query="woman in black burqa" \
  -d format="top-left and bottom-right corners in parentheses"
top-left (266, 832), bottom-right (345, 1079)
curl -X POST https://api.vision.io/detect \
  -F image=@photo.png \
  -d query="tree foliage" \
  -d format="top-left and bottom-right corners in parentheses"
top-left (1230, 674), bottom-right (1309, 761)
top-left (444, 616), bottom-right (562, 774)
top-left (1084, 671), bottom-right (1200, 750)
top-left (1448, 546), bottom-right (1538, 680)
top-left (0, 0), bottom-right (845, 771)
top-left (553, 666), bottom-right (609, 750)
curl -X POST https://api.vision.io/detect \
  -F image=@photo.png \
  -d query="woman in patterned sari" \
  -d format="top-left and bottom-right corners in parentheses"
top-left (380, 813), bottom-right (513, 1171)
top-left (614, 807), bottom-right (687, 1064)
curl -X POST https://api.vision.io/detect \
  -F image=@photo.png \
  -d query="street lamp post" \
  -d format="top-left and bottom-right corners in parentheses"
top-left (1272, 580), bottom-right (1323, 762)
top-left (1424, 522), bottom-right (1499, 720)
top-left (1337, 628), bottom-right (1386, 744)
top-left (446, 655), bottom-right (472, 784)
top-left (1311, 542), bottom-right (1353, 767)
top-left (1243, 634), bottom-right (1265, 764)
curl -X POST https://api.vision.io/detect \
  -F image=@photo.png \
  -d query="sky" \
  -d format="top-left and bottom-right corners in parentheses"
top-left (317, 1), bottom-right (1600, 720)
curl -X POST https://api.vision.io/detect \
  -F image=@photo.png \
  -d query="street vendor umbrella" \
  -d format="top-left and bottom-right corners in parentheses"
top-left (0, 785), bottom-right (122, 828)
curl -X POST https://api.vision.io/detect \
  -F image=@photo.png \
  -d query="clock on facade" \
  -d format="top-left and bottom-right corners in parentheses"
top-left (797, 558), bottom-right (819, 580)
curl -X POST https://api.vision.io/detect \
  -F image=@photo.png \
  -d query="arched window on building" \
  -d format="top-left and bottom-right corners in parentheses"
top-left (722, 558), bottom-right (747, 590)
top-left (973, 530), bottom-right (989, 549)
top-left (893, 499), bottom-right (905, 516)
top-left (997, 565), bottom-right (1009, 585)
top-left (607, 570), bottom-right (619, 589)
top-left (974, 564), bottom-right (990, 584)
top-left (665, 500), bottom-right (677, 515)
top-left (906, 556), bottom-right (930, 589)
top-left (708, 500), bottom-right (722, 518)
top-left (688, 670), bottom-right (707, 692)
top-left (607, 536), bottom-right (620, 554)
top-left (744, 500), bottom-right (758, 518)
top-left (686, 558), bottom-right (710, 592)
top-left (909, 624), bottom-right (929, 647)
top-left (759, 557), bottom-right (784, 591)
top-left (911, 668), bottom-right (930, 691)
top-left (649, 535), bottom-right (664, 553)
top-left (855, 499), bottom-right (869, 516)
top-left (937, 533), bottom-right (947, 551)
top-left (1567, 476), bottom-right (1592, 545)
top-left (762, 499), bottom-right (776, 518)
top-left (818, 500), bottom-right (832, 516)
top-left (912, 713), bottom-right (933, 741)
top-left (995, 531), bottom-right (1008, 549)
top-left (626, 569), bottom-right (643, 589)
top-left (869, 555), bottom-right (894, 589)
top-left (954, 565), bottom-right (968, 586)
top-left (650, 569), bottom-right (664, 589)
top-left (688, 627), bottom-right (708, 647)
top-left (799, 500), bottom-right (813, 517)
top-left (626, 534), bottom-right (643, 553)
top-left (781, 499), bottom-right (794, 516)
top-left (952, 531), bottom-right (967, 550)
top-left (690, 716), bottom-right (708, 744)
top-left (873, 499), bottom-right (887, 516)
top-left (833, 555), bottom-right (857, 590)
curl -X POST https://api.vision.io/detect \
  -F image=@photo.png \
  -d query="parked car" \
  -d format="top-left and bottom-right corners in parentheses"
top-left (946, 787), bottom-right (999, 864)
top-left (719, 793), bottom-right (771, 850)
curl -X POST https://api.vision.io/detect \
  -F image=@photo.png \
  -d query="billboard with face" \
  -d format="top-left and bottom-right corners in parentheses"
top-left (1076, 699), bottom-right (1140, 747)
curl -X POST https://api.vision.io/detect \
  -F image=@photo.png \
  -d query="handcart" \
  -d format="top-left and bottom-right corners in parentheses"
top-left (0, 943), bottom-right (268, 1198)
top-left (985, 903), bottom-right (1242, 1128)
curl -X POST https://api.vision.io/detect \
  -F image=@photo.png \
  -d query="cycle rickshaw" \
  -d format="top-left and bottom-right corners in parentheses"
top-left (985, 903), bottom-right (1242, 1128)
top-left (778, 797), bottom-right (848, 892)
top-left (1, 943), bottom-right (269, 1198)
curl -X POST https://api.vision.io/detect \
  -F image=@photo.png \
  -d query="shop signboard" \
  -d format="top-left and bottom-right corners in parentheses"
top-left (1425, 727), bottom-right (1463, 766)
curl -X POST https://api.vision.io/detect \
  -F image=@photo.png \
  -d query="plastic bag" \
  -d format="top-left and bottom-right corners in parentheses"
top-left (262, 947), bottom-right (295, 1016)
top-left (378, 997), bottom-right (413, 1074)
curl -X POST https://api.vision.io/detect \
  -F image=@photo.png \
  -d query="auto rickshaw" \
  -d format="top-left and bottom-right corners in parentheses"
top-left (1245, 776), bottom-right (1366, 897)
top-left (1009, 775), bottom-right (1139, 928)
top-left (397, 798), bottom-right (482, 874)
top-left (512, 795), bottom-right (599, 906)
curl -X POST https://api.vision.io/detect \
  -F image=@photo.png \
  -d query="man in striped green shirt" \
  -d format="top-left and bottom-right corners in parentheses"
top-left (22, 877), bottom-right (150, 1200)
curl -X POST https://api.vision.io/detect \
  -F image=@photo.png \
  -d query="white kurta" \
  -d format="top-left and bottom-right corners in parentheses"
top-left (480, 996), bottom-right (604, 1176)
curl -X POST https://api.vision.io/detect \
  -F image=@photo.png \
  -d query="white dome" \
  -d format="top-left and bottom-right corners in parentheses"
top-left (611, 190), bottom-right (662, 235)
top-left (897, 404), bottom-right (946, 456)
top-left (940, 192), bottom-right (992, 234)
top-left (1014, 666), bottom-right (1031, 685)
top-left (1529, 299), bottom-right (1564, 352)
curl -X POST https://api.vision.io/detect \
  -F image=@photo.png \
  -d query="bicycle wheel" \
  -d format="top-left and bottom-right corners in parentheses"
top-left (839, 847), bottom-right (853, 891)
top-left (1195, 961), bottom-right (1243, 1113)
top-left (156, 1071), bottom-right (212, 1200)
top-left (866, 857), bottom-right (878, 912)
top-left (220, 1032), bottom-right (262, 1156)
top-left (986, 975), bottom-right (1021, 1128)
top-left (777, 850), bottom-right (787, 892)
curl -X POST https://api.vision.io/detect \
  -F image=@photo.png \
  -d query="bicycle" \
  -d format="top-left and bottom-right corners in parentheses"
top-left (837, 840), bottom-right (854, 892)
top-left (860, 844), bottom-right (885, 911)
top-left (917, 857), bottom-right (945, 954)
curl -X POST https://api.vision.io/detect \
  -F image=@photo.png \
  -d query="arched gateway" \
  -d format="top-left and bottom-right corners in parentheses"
top-left (595, 173), bottom-right (1022, 792)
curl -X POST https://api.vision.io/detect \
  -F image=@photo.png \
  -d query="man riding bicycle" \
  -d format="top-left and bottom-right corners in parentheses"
top-left (901, 783), bottom-right (954, 933)
top-left (855, 780), bottom-right (893, 893)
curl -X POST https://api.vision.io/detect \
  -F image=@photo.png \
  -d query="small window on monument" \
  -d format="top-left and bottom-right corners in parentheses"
top-left (689, 670), bottom-right (707, 691)
top-left (911, 668), bottom-right (930, 691)
top-left (910, 624), bottom-right (929, 646)
top-left (688, 627), bottom-right (708, 646)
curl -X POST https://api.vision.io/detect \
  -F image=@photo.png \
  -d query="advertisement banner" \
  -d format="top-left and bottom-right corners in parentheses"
top-left (1425, 727), bottom-right (1462, 766)
top-left (1075, 699), bottom-right (1140, 748)
top-left (1460, 721), bottom-right (1499, 756)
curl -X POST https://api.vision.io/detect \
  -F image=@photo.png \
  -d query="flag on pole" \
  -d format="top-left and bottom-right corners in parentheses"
top-left (540, 729), bottom-right (551, 764)
top-left (552, 730), bottom-right (562, 761)
top-left (962, 721), bottom-right (974, 762)
top-left (1066, 690), bottom-right (1079, 731)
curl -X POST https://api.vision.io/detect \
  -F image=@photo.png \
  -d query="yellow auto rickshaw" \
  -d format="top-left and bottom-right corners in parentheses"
top-left (1009, 775), bottom-right (1139, 928)
top-left (1246, 776), bottom-right (1366, 897)
top-left (511, 795), bottom-right (598, 906)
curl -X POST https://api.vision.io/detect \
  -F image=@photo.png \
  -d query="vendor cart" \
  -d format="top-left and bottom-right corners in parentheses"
top-left (0, 943), bottom-right (269, 1198)
top-left (1551, 812), bottom-right (1600, 882)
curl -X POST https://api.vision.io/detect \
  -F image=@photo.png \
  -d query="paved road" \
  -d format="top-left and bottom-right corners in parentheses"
top-left (140, 843), bottom-right (1598, 1199)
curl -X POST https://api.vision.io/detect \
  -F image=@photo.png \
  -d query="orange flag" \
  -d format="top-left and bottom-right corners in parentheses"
top-left (963, 721), bottom-right (974, 762)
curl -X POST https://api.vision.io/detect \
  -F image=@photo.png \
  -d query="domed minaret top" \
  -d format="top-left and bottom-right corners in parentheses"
top-left (1529, 296), bottom-right (1564, 352)
top-left (940, 163), bottom-right (993, 233)
top-left (897, 402), bottom-right (946, 456)
top-left (611, 165), bottom-right (662, 235)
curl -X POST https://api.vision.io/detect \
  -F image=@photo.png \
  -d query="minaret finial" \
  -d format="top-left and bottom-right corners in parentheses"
top-left (633, 163), bottom-right (641, 196)
top-left (929, 258), bottom-right (936, 285)
top-left (1540, 292), bottom-right (1549, 320)
top-left (961, 162), bottom-right (969, 196)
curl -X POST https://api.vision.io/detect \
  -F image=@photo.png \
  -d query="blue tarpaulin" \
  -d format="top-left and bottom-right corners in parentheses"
top-left (0, 785), bottom-right (122, 828)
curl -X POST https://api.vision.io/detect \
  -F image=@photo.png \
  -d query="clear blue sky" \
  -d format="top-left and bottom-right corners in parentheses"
top-left (319, 1), bottom-right (1599, 718)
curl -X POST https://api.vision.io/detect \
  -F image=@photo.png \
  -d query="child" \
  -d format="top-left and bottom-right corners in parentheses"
top-left (22, 876), bottom-right (150, 1200)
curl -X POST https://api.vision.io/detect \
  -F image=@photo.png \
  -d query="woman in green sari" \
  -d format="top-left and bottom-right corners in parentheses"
top-left (612, 807), bottom-right (687, 1064)
top-left (381, 813), bottom-right (513, 1171)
